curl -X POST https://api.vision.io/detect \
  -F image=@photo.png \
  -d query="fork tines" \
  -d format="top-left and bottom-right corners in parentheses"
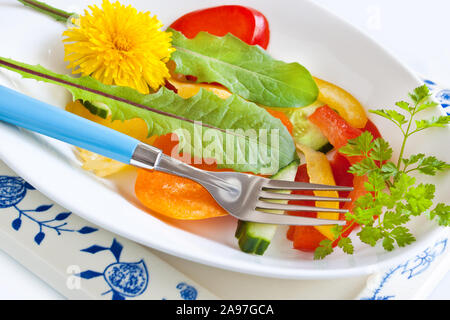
top-left (257, 178), bottom-right (353, 214)
top-left (263, 179), bottom-right (354, 192)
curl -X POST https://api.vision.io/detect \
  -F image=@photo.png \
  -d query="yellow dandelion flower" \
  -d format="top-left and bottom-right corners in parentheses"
top-left (63, 0), bottom-right (175, 94)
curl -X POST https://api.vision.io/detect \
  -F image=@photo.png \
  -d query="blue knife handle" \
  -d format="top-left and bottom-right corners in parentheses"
top-left (0, 85), bottom-right (140, 164)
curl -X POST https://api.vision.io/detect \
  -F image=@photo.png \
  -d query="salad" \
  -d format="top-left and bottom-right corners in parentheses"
top-left (1, 1), bottom-right (448, 259)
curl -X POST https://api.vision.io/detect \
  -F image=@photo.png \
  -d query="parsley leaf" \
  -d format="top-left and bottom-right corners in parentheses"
top-left (428, 203), bottom-right (450, 226)
top-left (409, 85), bottom-right (431, 104)
top-left (371, 138), bottom-right (393, 162)
top-left (314, 240), bottom-right (334, 260)
top-left (404, 154), bottom-right (450, 175)
top-left (414, 116), bottom-right (450, 132)
top-left (358, 226), bottom-right (383, 246)
top-left (390, 226), bottom-right (415, 248)
top-left (340, 131), bottom-right (374, 157)
top-left (337, 237), bottom-right (354, 254)
top-left (314, 85), bottom-right (449, 260)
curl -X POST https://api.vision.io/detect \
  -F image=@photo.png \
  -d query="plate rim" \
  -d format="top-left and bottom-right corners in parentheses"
top-left (0, 0), bottom-right (447, 279)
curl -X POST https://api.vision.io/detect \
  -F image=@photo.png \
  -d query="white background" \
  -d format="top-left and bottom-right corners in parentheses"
top-left (0, 0), bottom-right (449, 299)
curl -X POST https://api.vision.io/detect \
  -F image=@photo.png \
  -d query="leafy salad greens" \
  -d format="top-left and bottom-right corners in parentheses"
top-left (0, 57), bottom-right (296, 175)
top-left (170, 29), bottom-right (318, 108)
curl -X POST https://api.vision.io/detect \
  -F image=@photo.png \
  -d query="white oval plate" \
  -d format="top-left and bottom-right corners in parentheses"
top-left (0, 0), bottom-right (448, 279)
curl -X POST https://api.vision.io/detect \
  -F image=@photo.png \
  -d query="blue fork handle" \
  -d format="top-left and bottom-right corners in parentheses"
top-left (0, 85), bottom-right (140, 164)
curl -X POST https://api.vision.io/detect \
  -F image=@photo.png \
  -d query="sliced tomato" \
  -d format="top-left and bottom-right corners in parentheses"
top-left (308, 105), bottom-right (362, 151)
top-left (170, 5), bottom-right (270, 49)
top-left (309, 105), bottom-right (364, 165)
top-left (309, 106), bottom-right (382, 151)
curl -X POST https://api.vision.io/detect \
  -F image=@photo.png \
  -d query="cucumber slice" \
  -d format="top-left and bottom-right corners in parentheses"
top-left (80, 100), bottom-right (111, 119)
top-left (285, 102), bottom-right (333, 153)
top-left (235, 159), bottom-right (299, 255)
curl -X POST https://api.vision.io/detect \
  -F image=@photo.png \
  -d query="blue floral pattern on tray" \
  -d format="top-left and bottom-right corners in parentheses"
top-left (78, 238), bottom-right (149, 300)
top-left (0, 171), bottom-right (203, 300)
top-left (176, 282), bottom-right (198, 300)
top-left (423, 78), bottom-right (450, 115)
top-left (361, 238), bottom-right (448, 300)
top-left (0, 175), bottom-right (97, 244)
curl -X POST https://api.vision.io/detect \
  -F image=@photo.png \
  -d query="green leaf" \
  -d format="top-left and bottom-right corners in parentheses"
top-left (380, 162), bottom-right (399, 180)
top-left (366, 172), bottom-right (387, 192)
top-left (337, 237), bottom-right (354, 254)
top-left (369, 109), bottom-right (395, 122)
top-left (395, 101), bottom-right (411, 113)
top-left (404, 183), bottom-right (435, 216)
top-left (0, 57), bottom-right (296, 175)
top-left (377, 192), bottom-right (395, 209)
top-left (408, 85), bottom-right (430, 104)
top-left (382, 236), bottom-right (395, 251)
top-left (353, 206), bottom-right (379, 225)
top-left (369, 109), bottom-right (407, 127)
top-left (403, 154), bottom-right (449, 175)
top-left (371, 138), bottom-right (393, 162)
top-left (355, 131), bottom-right (375, 154)
top-left (390, 226), bottom-right (415, 247)
top-left (348, 158), bottom-right (378, 176)
top-left (414, 115), bottom-right (450, 131)
top-left (416, 101), bottom-right (439, 113)
top-left (402, 153), bottom-right (426, 168)
top-left (354, 193), bottom-right (374, 209)
top-left (340, 131), bottom-right (374, 157)
top-left (387, 110), bottom-right (408, 125)
top-left (169, 29), bottom-right (319, 108)
top-left (314, 240), bottom-right (334, 260)
top-left (383, 211), bottom-right (410, 229)
top-left (339, 144), bottom-right (363, 157)
top-left (415, 156), bottom-right (450, 175)
top-left (428, 203), bottom-right (450, 226)
top-left (390, 173), bottom-right (416, 200)
top-left (358, 226), bottom-right (383, 246)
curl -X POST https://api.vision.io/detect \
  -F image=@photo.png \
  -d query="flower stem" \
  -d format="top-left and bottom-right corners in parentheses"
top-left (17, 0), bottom-right (73, 22)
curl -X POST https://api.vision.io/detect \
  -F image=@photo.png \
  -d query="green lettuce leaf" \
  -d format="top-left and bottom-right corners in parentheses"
top-left (0, 57), bottom-right (296, 175)
top-left (169, 29), bottom-right (318, 108)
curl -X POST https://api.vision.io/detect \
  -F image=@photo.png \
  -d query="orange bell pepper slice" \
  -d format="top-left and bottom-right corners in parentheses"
top-left (135, 168), bottom-right (227, 220)
top-left (135, 133), bottom-right (228, 220)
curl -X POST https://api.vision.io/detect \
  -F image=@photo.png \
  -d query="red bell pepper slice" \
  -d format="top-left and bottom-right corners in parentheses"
top-left (308, 105), bottom-right (362, 152)
top-left (287, 164), bottom-right (328, 251)
top-left (170, 5), bottom-right (270, 49)
top-left (288, 106), bottom-right (383, 253)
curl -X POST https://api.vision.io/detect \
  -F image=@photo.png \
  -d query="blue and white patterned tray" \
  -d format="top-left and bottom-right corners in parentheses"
top-left (0, 162), bottom-right (218, 300)
top-left (0, 79), bottom-right (448, 300)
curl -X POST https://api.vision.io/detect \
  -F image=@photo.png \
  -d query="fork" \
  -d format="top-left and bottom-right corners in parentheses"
top-left (0, 85), bottom-right (352, 226)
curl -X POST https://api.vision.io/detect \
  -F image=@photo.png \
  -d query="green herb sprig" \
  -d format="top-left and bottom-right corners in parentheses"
top-left (315, 85), bottom-right (450, 259)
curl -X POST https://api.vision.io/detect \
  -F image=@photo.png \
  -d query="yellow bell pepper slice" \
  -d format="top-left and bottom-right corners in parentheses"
top-left (168, 78), bottom-right (232, 100)
top-left (296, 143), bottom-right (340, 240)
top-left (313, 77), bottom-right (368, 129)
